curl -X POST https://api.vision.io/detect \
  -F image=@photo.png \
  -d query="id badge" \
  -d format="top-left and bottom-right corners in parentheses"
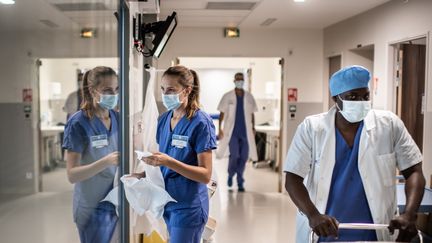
top-left (91, 134), bottom-right (108, 148)
top-left (171, 134), bottom-right (188, 148)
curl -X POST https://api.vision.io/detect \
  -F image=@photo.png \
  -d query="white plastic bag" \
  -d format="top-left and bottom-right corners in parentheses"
top-left (121, 175), bottom-right (176, 218)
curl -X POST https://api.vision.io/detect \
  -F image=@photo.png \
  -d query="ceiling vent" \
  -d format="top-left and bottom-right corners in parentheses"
top-left (260, 18), bottom-right (277, 26)
top-left (53, 2), bottom-right (108, 11)
top-left (206, 2), bottom-right (257, 10)
top-left (39, 19), bottom-right (59, 28)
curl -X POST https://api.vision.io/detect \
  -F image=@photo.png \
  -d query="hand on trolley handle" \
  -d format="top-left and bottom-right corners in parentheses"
top-left (308, 221), bottom-right (423, 243)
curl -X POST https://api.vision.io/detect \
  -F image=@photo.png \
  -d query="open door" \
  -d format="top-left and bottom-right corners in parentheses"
top-left (395, 42), bottom-right (426, 151)
top-left (328, 55), bottom-right (341, 108)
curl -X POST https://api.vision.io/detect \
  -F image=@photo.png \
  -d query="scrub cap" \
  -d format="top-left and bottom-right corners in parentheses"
top-left (329, 65), bottom-right (370, 96)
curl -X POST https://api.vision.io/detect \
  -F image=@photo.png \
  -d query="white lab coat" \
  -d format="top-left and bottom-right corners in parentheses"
top-left (284, 106), bottom-right (422, 243)
top-left (216, 90), bottom-right (258, 161)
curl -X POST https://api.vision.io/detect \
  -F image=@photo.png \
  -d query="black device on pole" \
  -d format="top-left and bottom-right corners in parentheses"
top-left (140, 11), bottom-right (177, 58)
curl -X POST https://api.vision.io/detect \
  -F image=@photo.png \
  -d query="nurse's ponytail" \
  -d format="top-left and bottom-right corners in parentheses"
top-left (163, 65), bottom-right (200, 119)
top-left (187, 69), bottom-right (200, 119)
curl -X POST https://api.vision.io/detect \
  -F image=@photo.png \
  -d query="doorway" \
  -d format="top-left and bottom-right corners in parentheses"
top-left (178, 57), bottom-right (283, 193)
top-left (328, 55), bottom-right (341, 108)
top-left (392, 37), bottom-right (427, 151)
top-left (37, 58), bottom-right (118, 192)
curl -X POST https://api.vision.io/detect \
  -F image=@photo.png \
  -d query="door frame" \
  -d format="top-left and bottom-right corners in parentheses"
top-left (388, 33), bottom-right (429, 152)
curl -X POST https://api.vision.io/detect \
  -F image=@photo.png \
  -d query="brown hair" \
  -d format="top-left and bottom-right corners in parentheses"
top-left (163, 65), bottom-right (200, 119)
top-left (81, 66), bottom-right (117, 118)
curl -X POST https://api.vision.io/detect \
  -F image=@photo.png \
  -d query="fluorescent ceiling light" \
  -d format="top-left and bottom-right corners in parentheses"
top-left (0, 0), bottom-right (15, 5)
top-left (294, 0), bottom-right (305, 2)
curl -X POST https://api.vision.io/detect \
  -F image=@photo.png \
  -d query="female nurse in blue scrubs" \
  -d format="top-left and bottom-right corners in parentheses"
top-left (63, 66), bottom-right (119, 243)
top-left (142, 65), bottom-right (217, 243)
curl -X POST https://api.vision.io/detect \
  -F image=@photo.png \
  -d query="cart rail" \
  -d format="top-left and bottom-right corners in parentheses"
top-left (308, 223), bottom-right (423, 243)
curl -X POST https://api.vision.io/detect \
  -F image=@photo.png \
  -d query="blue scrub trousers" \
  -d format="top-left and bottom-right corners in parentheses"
top-left (166, 224), bottom-right (205, 243)
top-left (77, 201), bottom-right (118, 243)
top-left (228, 135), bottom-right (249, 186)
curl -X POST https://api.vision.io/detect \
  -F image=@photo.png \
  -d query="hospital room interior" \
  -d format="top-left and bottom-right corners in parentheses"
top-left (1, 0), bottom-right (432, 242)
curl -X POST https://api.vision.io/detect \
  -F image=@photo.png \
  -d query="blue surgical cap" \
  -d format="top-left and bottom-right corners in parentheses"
top-left (329, 65), bottom-right (370, 96)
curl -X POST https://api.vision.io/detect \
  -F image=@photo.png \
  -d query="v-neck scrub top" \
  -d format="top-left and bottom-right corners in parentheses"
top-left (156, 109), bottom-right (217, 227)
top-left (63, 109), bottom-right (119, 227)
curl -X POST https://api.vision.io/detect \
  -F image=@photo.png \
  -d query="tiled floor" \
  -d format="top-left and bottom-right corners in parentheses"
top-left (0, 158), bottom-right (297, 243)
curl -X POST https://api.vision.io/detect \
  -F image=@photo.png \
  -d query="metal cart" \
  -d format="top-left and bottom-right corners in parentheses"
top-left (308, 223), bottom-right (423, 243)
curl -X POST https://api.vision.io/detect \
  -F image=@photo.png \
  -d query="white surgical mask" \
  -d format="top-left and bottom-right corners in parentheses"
top-left (162, 90), bottom-right (185, 111)
top-left (98, 93), bottom-right (118, 110)
top-left (234, 80), bottom-right (244, 89)
top-left (336, 95), bottom-right (371, 123)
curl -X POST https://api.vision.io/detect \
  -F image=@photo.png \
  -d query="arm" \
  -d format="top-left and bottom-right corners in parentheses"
top-left (389, 163), bottom-right (425, 241)
top-left (285, 172), bottom-right (338, 237)
top-left (252, 113), bottom-right (255, 133)
top-left (66, 150), bottom-right (118, 184)
top-left (143, 150), bottom-right (212, 184)
top-left (219, 112), bottom-right (225, 139)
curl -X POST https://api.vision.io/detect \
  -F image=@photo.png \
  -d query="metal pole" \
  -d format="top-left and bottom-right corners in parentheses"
top-left (118, 0), bottom-right (130, 242)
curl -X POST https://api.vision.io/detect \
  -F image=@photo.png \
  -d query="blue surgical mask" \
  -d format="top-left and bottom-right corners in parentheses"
top-left (336, 95), bottom-right (371, 123)
top-left (235, 80), bottom-right (244, 89)
top-left (98, 94), bottom-right (118, 110)
top-left (162, 90), bottom-right (184, 111)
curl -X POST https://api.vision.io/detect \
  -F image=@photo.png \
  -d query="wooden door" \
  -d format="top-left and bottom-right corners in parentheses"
top-left (399, 44), bottom-right (426, 151)
top-left (329, 55), bottom-right (341, 108)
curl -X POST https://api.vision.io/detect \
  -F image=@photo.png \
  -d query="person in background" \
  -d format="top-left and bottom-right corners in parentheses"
top-left (217, 72), bottom-right (258, 192)
top-left (284, 65), bottom-right (425, 242)
top-left (141, 65), bottom-right (217, 243)
top-left (63, 66), bottom-right (119, 243)
top-left (64, 72), bottom-right (84, 121)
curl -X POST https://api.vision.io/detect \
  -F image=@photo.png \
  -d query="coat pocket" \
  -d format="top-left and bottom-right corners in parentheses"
top-left (377, 152), bottom-right (397, 187)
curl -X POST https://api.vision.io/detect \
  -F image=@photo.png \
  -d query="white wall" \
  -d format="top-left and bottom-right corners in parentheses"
top-left (39, 58), bottom-right (118, 125)
top-left (179, 57), bottom-right (282, 126)
top-left (323, 0), bottom-right (432, 185)
top-left (156, 27), bottom-right (324, 165)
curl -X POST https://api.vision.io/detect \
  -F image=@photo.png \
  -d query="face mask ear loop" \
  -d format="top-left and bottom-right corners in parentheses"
top-left (336, 95), bottom-right (343, 111)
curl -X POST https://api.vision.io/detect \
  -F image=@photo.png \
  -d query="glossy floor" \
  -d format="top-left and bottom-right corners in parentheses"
top-left (0, 159), bottom-right (297, 243)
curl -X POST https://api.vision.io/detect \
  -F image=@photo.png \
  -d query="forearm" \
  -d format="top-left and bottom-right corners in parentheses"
top-left (285, 172), bottom-right (320, 219)
top-left (165, 158), bottom-right (211, 184)
top-left (403, 166), bottom-right (425, 216)
top-left (219, 112), bottom-right (224, 131)
top-left (67, 158), bottom-right (109, 184)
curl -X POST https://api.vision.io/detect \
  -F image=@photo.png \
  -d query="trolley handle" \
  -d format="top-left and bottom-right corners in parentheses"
top-left (308, 223), bottom-right (423, 243)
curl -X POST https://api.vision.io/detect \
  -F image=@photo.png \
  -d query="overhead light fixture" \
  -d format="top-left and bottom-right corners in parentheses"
top-left (80, 28), bottom-right (96, 38)
top-left (224, 27), bottom-right (240, 38)
top-left (0, 0), bottom-right (15, 5)
top-left (294, 0), bottom-right (305, 2)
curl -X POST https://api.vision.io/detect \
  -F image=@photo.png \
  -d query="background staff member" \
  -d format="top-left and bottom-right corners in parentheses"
top-left (142, 65), bottom-right (217, 243)
top-left (63, 66), bottom-right (119, 243)
top-left (284, 65), bottom-right (425, 242)
top-left (217, 72), bottom-right (258, 192)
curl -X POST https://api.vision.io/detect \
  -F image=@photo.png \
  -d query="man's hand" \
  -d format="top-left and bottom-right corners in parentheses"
top-left (309, 213), bottom-right (339, 238)
top-left (389, 213), bottom-right (418, 242)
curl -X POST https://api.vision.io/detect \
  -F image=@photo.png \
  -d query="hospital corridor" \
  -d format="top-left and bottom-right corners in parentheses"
top-left (1, 0), bottom-right (432, 243)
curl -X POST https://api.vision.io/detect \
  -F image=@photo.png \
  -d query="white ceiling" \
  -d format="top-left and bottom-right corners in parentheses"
top-left (0, 0), bottom-right (390, 32)
top-left (160, 0), bottom-right (390, 29)
top-left (0, 0), bottom-right (117, 31)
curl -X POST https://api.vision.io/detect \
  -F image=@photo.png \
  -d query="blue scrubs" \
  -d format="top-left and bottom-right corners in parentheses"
top-left (320, 122), bottom-right (377, 242)
top-left (63, 110), bottom-right (119, 243)
top-left (156, 109), bottom-right (217, 243)
top-left (228, 95), bottom-right (248, 187)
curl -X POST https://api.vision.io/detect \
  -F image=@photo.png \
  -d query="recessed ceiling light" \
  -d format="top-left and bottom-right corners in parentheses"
top-left (0, 0), bottom-right (15, 5)
top-left (294, 0), bottom-right (305, 2)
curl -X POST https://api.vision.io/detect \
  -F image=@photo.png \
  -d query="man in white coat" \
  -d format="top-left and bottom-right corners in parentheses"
top-left (284, 65), bottom-right (425, 242)
top-left (217, 72), bottom-right (258, 192)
